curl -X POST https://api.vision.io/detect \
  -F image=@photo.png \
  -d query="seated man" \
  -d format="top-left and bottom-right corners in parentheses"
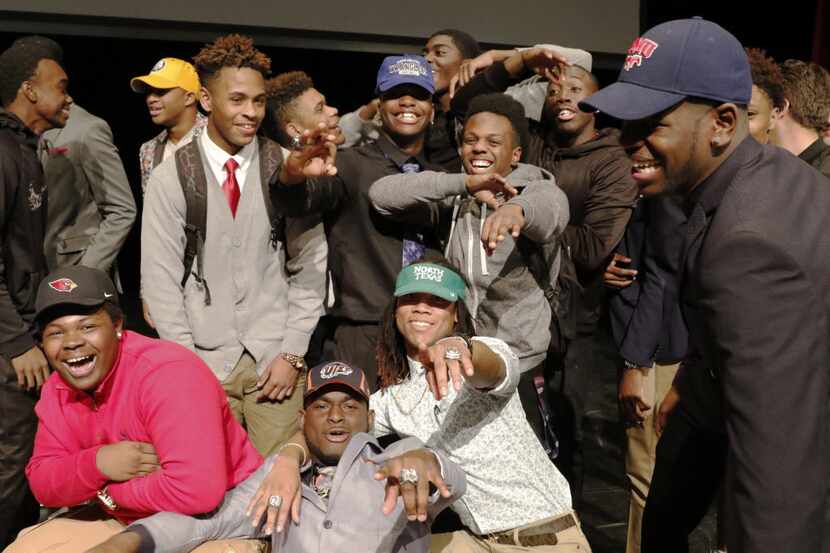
top-left (86, 361), bottom-right (465, 553)
top-left (5, 266), bottom-right (263, 553)
top-left (255, 258), bottom-right (591, 552)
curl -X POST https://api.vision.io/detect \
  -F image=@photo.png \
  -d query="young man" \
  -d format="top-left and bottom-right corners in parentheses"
top-left (369, 92), bottom-right (569, 441)
top-left (262, 71), bottom-right (343, 150)
top-left (0, 35), bottom-right (72, 547)
top-left (41, 103), bottom-right (136, 274)
top-left (271, 55), bottom-right (444, 389)
top-left (132, 57), bottom-right (208, 195)
top-left (255, 258), bottom-right (589, 552)
top-left (5, 266), bottom-right (262, 553)
top-left (140, 35), bottom-right (328, 457)
top-left (745, 48), bottom-right (786, 145)
top-left (771, 59), bottom-right (830, 177)
top-left (452, 46), bottom-right (639, 499)
top-left (581, 18), bottom-right (830, 553)
top-left (84, 361), bottom-right (465, 553)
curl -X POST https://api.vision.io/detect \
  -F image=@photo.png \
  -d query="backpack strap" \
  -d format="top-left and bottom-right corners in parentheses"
top-left (257, 137), bottom-right (286, 248)
top-left (174, 141), bottom-right (212, 305)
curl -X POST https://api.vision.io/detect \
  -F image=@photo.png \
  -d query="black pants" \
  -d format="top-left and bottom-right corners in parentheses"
top-left (641, 408), bottom-right (727, 553)
top-left (333, 320), bottom-right (380, 392)
top-left (0, 361), bottom-right (40, 548)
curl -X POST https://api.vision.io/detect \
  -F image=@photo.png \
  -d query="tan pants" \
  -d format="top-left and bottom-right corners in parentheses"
top-left (431, 513), bottom-right (591, 552)
top-left (624, 362), bottom-right (680, 553)
top-left (222, 352), bottom-right (303, 457)
top-left (2, 506), bottom-right (265, 553)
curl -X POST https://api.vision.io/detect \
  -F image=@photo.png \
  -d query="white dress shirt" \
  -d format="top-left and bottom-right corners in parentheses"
top-left (200, 128), bottom-right (256, 192)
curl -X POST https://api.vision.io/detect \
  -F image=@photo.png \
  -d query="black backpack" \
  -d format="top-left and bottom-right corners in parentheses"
top-left (174, 137), bottom-right (286, 305)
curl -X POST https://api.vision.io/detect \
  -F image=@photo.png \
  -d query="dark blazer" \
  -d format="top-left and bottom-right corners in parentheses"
top-left (681, 137), bottom-right (830, 553)
top-left (609, 194), bottom-right (688, 368)
top-left (40, 104), bottom-right (136, 272)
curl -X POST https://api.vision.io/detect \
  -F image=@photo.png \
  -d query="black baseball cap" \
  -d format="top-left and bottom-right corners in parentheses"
top-left (304, 361), bottom-right (371, 404)
top-left (35, 266), bottom-right (118, 322)
top-left (579, 17), bottom-right (752, 120)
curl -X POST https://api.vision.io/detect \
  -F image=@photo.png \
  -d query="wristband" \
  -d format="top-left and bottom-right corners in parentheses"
top-left (278, 442), bottom-right (307, 466)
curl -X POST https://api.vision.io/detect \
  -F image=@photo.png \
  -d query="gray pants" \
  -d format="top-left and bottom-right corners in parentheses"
top-left (131, 461), bottom-right (271, 553)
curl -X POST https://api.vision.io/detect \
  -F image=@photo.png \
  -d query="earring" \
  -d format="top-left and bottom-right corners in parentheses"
top-left (117, 331), bottom-right (123, 339)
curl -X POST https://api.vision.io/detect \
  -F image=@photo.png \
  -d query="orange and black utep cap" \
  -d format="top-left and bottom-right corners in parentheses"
top-left (35, 266), bottom-right (119, 322)
top-left (304, 361), bottom-right (371, 404)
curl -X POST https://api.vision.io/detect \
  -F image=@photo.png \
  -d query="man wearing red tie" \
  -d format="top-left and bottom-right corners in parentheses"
top-left (140, 34), bottom-right (334, 457)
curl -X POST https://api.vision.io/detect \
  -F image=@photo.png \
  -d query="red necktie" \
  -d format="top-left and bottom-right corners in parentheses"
top-left (222, 158), bottom-right (241, 218)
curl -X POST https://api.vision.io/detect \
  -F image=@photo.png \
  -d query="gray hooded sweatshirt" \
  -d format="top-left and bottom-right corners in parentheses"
top-left (370, 162), bottom-right (569, 371)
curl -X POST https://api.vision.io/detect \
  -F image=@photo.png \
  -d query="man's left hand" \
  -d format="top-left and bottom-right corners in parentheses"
top-left (257, 356), bottom-right (301, 401)
top-left (373, 448), bottom-right (452, 522)
top-left (481, 204), bottom-right (525, 255)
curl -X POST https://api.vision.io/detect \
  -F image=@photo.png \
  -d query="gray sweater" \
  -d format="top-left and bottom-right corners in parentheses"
top-left (370, 162), bottom-right (569, 370)
top-left (141, 138), bottom-right (327, 380)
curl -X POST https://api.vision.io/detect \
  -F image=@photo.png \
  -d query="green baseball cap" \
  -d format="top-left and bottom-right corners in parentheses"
top-left (394, 262), bottom-right (466, 302)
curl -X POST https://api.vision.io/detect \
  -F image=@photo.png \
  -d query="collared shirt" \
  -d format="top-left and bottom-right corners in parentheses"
top-left (273, 133), bottom-right (445, 323)
top-left (369, 336), bottom-right (572, 535)
top-left (200, 128), bottom-right (256, 192)
top-left (798, 138), bottom-right (830, 178)
top-left (139, 112), bottom-right (207, 195)
top-left (25, 331), bottom-right (262, 524)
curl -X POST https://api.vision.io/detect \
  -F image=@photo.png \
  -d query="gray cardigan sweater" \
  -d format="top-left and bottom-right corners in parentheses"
top-left (141, 137), bottom-right (327, 380)
top-left (370, 162), bottom-right (569, 371)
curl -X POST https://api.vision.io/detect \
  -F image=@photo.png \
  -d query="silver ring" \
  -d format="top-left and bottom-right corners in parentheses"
top-left (444, 347), bottom-right (462, 361)
top-left (399, 467), bottom-right (419, 485)
top-left (268, 495), bottom-right (283, 508)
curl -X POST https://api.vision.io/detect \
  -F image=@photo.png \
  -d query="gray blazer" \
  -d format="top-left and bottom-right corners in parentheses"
top-left (40, 104), bottom-right (136, 272)
top-left (131, 434), bottom-right (466, 553)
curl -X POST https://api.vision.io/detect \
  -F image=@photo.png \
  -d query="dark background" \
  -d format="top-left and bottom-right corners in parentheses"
top-left (1, 0), bottom-right (825, 305)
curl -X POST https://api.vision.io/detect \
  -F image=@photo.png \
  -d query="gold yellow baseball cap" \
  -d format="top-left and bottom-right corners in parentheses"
top-left (130, 57), bottom-right (200, 95)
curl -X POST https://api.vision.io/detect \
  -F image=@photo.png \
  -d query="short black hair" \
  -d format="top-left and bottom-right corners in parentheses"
top-left (263, 71), bottom-right (314, 147)
top-left (192, 34), bottom-right (270, 88)
top-left (465, 92), bottom-right (530, 150)
top-left (0, 35), bottom-right (64, 108)
top-left (428, 29), bottom-right (481, 59)
top-left (746, 48), bottom-right (786, 110)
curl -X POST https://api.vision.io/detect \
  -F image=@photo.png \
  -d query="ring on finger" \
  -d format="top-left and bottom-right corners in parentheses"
top-left (444, 347), bottom-right (462, 361)
top-left (400, 468), bottom-right (419, 485)
top-left (268, 495), bottom-right (283, 508)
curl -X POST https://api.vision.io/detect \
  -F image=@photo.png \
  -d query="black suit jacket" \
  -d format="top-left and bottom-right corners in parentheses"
top-left (610, 194), bottom-right (688, 368)
top-left (681, 137), bottom-right (830, 553)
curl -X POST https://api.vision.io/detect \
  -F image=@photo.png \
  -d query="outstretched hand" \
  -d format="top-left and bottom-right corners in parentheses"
top-left (372, 448), bottom-right (453, 522)
top-left (481, 204), bottom-right (525, 255)
top-left (449, 51), bottom-right (497, 97)
top-left (416, 337), bottom-right (474, 401)
top-left (280, 123), bottom-right (339, 185)
top-left (245, 455), bottom-right (303, 535)
top-left (521, 47), bottom-right (570, 79)
top-left (465, 173), bottom-right (518, 210)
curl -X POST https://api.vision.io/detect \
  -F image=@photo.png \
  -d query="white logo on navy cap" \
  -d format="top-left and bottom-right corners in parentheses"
top-left (389, 59), bottom-right (428, 77)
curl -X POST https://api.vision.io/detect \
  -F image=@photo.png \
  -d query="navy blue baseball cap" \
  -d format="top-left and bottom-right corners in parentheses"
top-left (579, 17), bottom-right (752, 120)
top-left (376, 55), bottom-right (435, 95)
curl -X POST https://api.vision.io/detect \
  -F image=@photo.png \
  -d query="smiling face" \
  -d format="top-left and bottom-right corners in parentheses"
top-left (286, 87), bottom-right (343, 143)
top-left (620, 100), bottom-right (718, 197)
top-left (40, 306), bottom-right (122, 392)
top-left (543, 66), bottom-right (598, 145)
top-left (423, 34), bottom-right (465, 94)
top-left (461, 111), bottom-right (521, 177)
top-left (200, 67), bottom-right (266, 155)
top-left (395, 292), bottom-right (458, 357)
top-left (378, 84), bottom-right (433, 145)
top-left (145, 86), bottom-right (194, 128)
top-left (301, 388), bottom-right (372, 466)
top-left (28, 58), bottom-right (73, 132)
top-left (748, 84), bottom-right (778, 144)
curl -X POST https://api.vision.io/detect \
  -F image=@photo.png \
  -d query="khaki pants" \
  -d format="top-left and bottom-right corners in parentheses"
top-left (624, 362), bottom-right (679, 553)
top-left (222, 352), bottom-right (303, 457)
top-left (431, 512), bottom-right (591, 552)
top-left (2, 506), bottom-right (265, 553)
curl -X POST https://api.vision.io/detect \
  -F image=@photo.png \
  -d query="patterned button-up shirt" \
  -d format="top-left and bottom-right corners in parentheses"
top-left (139, 112), bottom-right (207, 195)
top-left (369, 336), bottom-right (573, 535)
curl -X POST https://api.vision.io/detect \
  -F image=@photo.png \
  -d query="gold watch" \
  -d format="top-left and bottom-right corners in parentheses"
top-left (280, 352), bottom-right (306, 370)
